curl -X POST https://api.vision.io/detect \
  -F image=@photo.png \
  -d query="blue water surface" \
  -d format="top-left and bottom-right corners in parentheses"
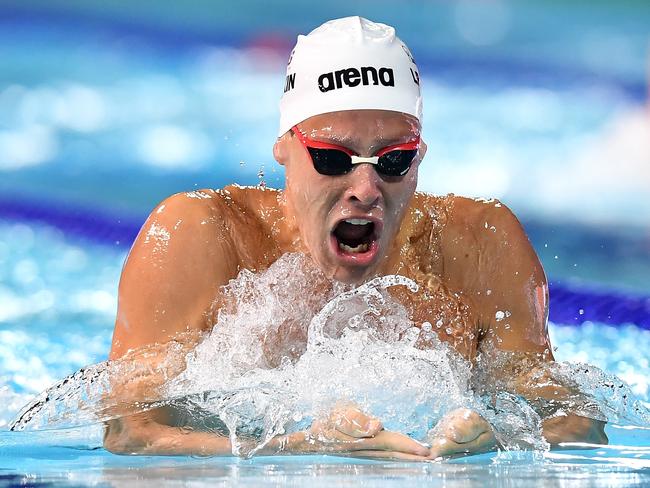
top-left (1, 1), bottom-right (650, 486)
top-left (0, 218), bottom-right (649, 487)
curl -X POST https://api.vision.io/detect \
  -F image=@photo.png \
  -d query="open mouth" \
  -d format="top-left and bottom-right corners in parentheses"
top-left (331, 218), bottom-right (379, 259)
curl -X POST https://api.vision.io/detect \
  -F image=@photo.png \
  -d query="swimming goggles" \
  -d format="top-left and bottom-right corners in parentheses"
top-left (292, 125), bottom-right (420, 177)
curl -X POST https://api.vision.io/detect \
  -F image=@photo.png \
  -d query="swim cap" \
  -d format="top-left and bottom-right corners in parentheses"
top-left (278, 16), bottom-right (422, 136)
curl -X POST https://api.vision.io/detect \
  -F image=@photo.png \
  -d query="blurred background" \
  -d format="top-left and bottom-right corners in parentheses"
top-left (0, 0), bottom-right (649, 424)
top-left (0, 0), bottom-right (649, 304)
top-left (1, 0), bottom-right (649, 292)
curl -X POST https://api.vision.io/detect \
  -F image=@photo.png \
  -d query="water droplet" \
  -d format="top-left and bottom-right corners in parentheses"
top-left (257, 166), bottom-right (266, 188)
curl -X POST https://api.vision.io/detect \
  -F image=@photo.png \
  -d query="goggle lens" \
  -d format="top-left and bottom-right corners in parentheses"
top-left (377, 149), bottom-right (418, 177)
top-left (307, 147), bottom-right (355, 176)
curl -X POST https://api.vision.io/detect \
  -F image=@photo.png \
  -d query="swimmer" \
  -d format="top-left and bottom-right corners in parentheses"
top-left (103, 17), bottom-right (608, 459)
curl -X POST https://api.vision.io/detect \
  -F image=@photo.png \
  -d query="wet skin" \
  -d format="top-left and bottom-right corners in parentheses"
top-left (105, 110), bottom-right (607, 459)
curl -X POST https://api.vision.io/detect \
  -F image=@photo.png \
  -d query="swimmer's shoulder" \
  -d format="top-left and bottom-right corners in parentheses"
top-left (405, 192), bottom-right (492, 236)
top-left (407, 192), bottom-right (523, 233)
top-left (134, 189), bottom-right (236, 258)
top-left (148, 189), bottom-right (229, 231)
top-left (408, 192), bottom-right (532, 270)
top-left (218, 184), bottom-right (285, 236)
top-left (437, 194), bottom-right (530, 253)
top-left (444, 195), bottom-right (518, 232)
top-left (155, 184), bottom-right (285, 243)
top-left (151, 185), bottom-right (281, 227)
top-left (435, 195), bottom-right (541, 289)
top-left (219, 184), bottom-right (283, 217)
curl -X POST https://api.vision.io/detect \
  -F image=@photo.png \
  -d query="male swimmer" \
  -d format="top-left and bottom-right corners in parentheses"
top-left (104, 17), bottom-right (607, 459)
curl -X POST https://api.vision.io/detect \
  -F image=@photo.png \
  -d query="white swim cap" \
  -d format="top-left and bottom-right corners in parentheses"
top-left (278, 16), bottom-right (422, 136)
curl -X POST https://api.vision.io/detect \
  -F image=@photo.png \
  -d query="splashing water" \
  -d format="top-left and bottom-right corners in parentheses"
top-left (162, 253), bottom-right (476, 456)
top-left (10, 253), bottom-right (650, 458)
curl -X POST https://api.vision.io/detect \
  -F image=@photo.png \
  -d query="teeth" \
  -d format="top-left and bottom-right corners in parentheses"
top-left (344, 219), bottom-right (371, 225)
top-left (339, 242), bottom-right (369, 253)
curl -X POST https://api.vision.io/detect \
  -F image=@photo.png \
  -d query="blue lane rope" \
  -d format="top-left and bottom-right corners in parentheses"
top-left (0, 197), bottom-right (142, 248)
top-left (548, 282), bottom-right (650, 330)
top-left (1, 197), bottom-right (648, 330)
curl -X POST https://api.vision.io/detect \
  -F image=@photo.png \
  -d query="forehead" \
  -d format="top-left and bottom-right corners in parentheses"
top-left (298, 109), bottom-right (420, 145)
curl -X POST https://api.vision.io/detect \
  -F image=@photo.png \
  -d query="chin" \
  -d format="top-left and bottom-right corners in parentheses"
top-left (330, 266), bottom-right (373, 285)
top-left (325, 243), bottom-right (383, 285)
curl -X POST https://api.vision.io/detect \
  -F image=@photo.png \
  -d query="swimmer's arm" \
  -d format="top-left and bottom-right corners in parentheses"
top-left (540, 414), bottom-right (607, 446)
top-left (109, 190), bottom-right (238, 358)
top-left (471, 201), bottom-right (608, 446)
top-left (104, 405), bottom-right (431, 459)
top-left (105, 191), bottom-right (238, 455)
top-left (104, 410), bottom-right (233, 456)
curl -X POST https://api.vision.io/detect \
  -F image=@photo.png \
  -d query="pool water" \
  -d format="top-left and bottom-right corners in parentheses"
top-left (1, 443), bottom-right (649, 487)
top-left (0, 219), bottom-right (649, 486)
top-left (1, 1), bottom-right (650, 486)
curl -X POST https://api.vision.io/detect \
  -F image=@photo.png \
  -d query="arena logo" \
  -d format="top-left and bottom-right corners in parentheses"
top-left (317, 66), bottom-right (394, 93)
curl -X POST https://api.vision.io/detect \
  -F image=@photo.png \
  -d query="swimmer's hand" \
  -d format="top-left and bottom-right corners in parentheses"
top-left (263, 403), bottom-right (430, 460)
top-left (425, 408), bottom-right (497, 460)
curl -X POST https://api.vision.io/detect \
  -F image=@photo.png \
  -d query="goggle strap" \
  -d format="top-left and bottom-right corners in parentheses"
top-left (351, 155), bottom-right (380, 165)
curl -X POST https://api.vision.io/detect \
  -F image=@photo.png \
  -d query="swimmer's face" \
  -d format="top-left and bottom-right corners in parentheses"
top-left (274, 109), bottom-right (425, 283)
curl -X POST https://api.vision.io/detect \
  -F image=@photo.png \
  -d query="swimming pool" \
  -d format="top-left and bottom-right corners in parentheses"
top-left (1, 2), bottom-right (650, 486)
top-left (1, 218), bottom-right (649, 486)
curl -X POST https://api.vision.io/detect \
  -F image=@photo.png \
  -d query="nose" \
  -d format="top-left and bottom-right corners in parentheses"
top-left (344, 163), bottom-right (382, 208)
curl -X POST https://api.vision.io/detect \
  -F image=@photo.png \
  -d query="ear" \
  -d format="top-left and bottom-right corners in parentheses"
top-left (273, 133), bottom-right (291, 167)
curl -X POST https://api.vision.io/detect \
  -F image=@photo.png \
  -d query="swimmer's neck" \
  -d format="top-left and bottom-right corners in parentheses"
top-left (221, 184), bottom-right (305, 255)
top-left (274, 188), bottom-right (313, 256)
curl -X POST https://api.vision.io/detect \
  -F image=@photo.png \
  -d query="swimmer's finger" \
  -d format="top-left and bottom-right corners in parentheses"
top-left (262, 431), bottom-right (306, 454)
top-left (428, 430), bottom-right (497, 459)
top-left (264, 427), bottom-right (370, 455)
top-left (331, 405), bottom-right (382, 438)
top-left (434, 409), bottom-right (492, 444)
top-left (263, 430), bottom-right (346, 455)
top-left (263, 429), bottom-right (429, 458)
top-left (358, 430), bottom-right (430, 456)
top-left (342, 450), bottom-right (430, 461)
